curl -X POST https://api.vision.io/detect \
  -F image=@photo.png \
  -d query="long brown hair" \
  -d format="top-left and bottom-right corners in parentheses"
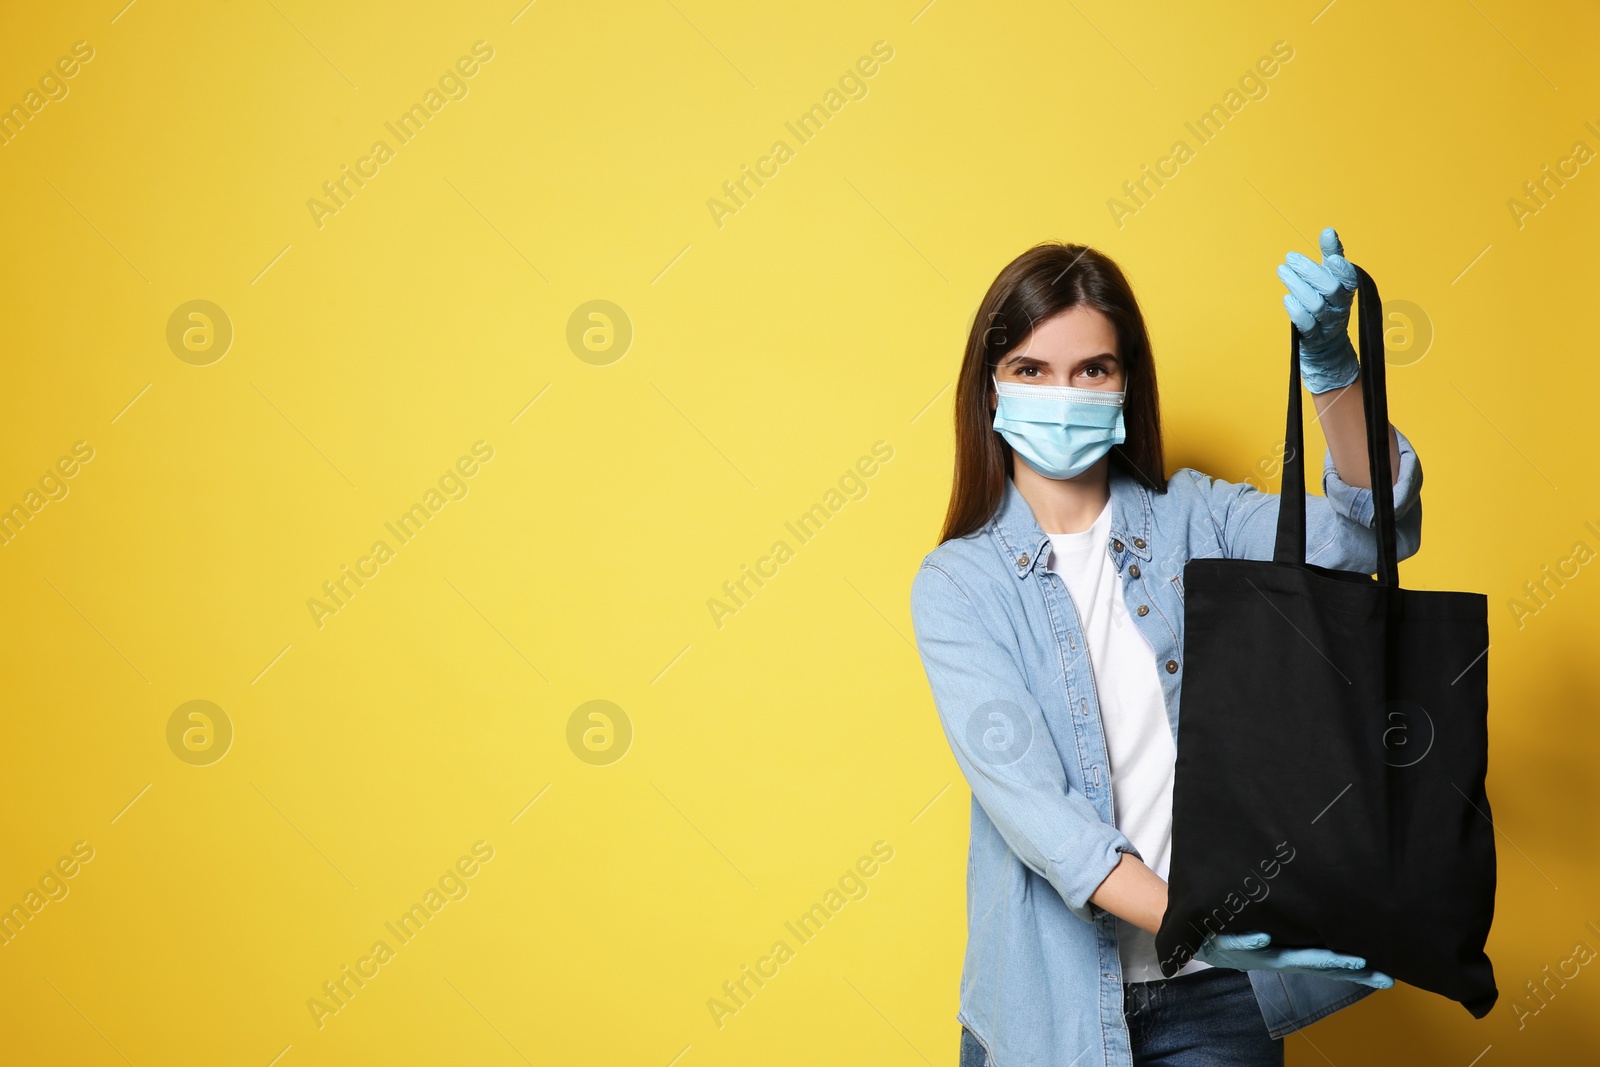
top-left (937, 242), bottom-right (1167, 545)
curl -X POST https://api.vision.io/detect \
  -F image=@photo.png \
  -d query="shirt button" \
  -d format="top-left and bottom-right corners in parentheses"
top-left (1137, 605), bottom-right (1149, 616)
top-left (1112, 539), bottom-right (1124, 552)
top-left (1128, 564), bottom-right (1141, 578)
top-left (1017, 553), bottom-right (1029, 567)
top-left (1134, 537), bottom-right (1146, 549)
top-left (1165, 659), bottom-right (1178, 674)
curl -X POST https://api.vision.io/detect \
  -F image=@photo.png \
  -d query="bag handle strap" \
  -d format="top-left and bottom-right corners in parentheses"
top-left (1273, 263), bottom-right (1400, 587)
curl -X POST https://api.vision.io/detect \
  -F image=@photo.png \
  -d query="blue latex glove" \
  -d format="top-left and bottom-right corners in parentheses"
top-left (1278, 227), bottom-right (1360, 394)
top-left (1195, 930), bottom-right (1394, 989)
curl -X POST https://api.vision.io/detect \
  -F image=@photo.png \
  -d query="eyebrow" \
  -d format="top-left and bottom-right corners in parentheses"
top-left (1002, 352), bottom-right (1120, 368)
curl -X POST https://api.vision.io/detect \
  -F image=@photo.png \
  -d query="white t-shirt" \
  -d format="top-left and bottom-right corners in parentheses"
top-left (1046, 498), bottom-right (1211, 983)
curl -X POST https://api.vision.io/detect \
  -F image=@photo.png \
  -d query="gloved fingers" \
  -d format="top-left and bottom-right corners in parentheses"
top-left (1281, 251), bottom-right (1342, 298)
top-left (1277, 259), bottom-right (1334, 319)
top-left (1281, 292), bottom-right (1317, 334)
top-left (1321, 281), bottom-right (1353, 319)
top-left (1212, 931), bottom-right (1273, 952)
top-left (1298, 962), bottom-right (1392, 988)
top-left (1316, 226), bottom-right (1359, 298)
top-left (1321, 253), bottom-right (1357, 295)
top-left (1272, 947), bottom-right (1367, 971)
top-left (1352, 968), bottom-right (1395, 989)
top-left (1321, 966), bottom-right (1395, 989)
top-left (1318, 226), bottom-right (1345, 260)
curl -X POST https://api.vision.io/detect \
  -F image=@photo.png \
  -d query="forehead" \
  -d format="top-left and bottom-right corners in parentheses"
top-left (1010, 306), bottom-right (1118, 361)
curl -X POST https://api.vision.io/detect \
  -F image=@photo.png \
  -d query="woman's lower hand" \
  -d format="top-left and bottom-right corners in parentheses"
top-left (1278, 226), bottom-right (1361, 394)
top-left (1194, 930), bottom-right (1394, 989)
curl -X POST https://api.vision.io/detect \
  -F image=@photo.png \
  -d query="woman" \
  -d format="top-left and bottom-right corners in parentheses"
top-left (909, 229), bottom-right (1420, 1067)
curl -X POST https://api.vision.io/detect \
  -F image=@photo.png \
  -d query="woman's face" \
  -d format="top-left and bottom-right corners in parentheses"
top-left (990, 306), bottom-right (1124, 403)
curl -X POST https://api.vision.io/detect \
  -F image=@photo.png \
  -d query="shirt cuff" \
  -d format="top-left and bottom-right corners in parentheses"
top-left (1061, 835), bottom-right (1143, 924)
top-left (1321, 425), bottom-right (1421, 528)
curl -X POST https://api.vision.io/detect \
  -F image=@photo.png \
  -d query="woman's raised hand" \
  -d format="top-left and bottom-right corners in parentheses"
top-left (1278, 226), bottom-right (1361, 394)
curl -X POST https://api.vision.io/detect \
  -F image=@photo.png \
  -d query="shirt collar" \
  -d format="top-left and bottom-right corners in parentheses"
top-left (992, 463), bottom-right (1154, 580)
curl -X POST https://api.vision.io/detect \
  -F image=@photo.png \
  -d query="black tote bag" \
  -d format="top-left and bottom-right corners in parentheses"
top-left (1153, 263), bottom-right (1498, 1018)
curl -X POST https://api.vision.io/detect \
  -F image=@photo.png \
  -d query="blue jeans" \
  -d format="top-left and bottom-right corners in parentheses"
top-left (959, 968), bottom-right (1284, 1066)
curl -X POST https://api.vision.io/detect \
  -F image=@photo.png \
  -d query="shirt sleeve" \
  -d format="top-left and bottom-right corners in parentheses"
top-left (909, 560), bottom-right (1141, 924)
top-left (1190, 425), bottom-right (1423, 570)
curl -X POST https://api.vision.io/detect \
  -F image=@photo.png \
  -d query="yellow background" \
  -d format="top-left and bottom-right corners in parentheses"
top-left (1, 0), bottom-right (1596, 1063)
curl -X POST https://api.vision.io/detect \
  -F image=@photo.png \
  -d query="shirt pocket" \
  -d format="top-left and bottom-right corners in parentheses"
top-left (1169, 573), bottom-right (1185, 603)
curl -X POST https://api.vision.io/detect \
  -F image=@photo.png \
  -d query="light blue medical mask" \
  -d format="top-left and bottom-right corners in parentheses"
top-left (991, 372), bottom-right (1126, 480)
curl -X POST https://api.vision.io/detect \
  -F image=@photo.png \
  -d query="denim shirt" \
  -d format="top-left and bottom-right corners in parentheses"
top-left (909, 429), bottom-right (1423, 1067)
